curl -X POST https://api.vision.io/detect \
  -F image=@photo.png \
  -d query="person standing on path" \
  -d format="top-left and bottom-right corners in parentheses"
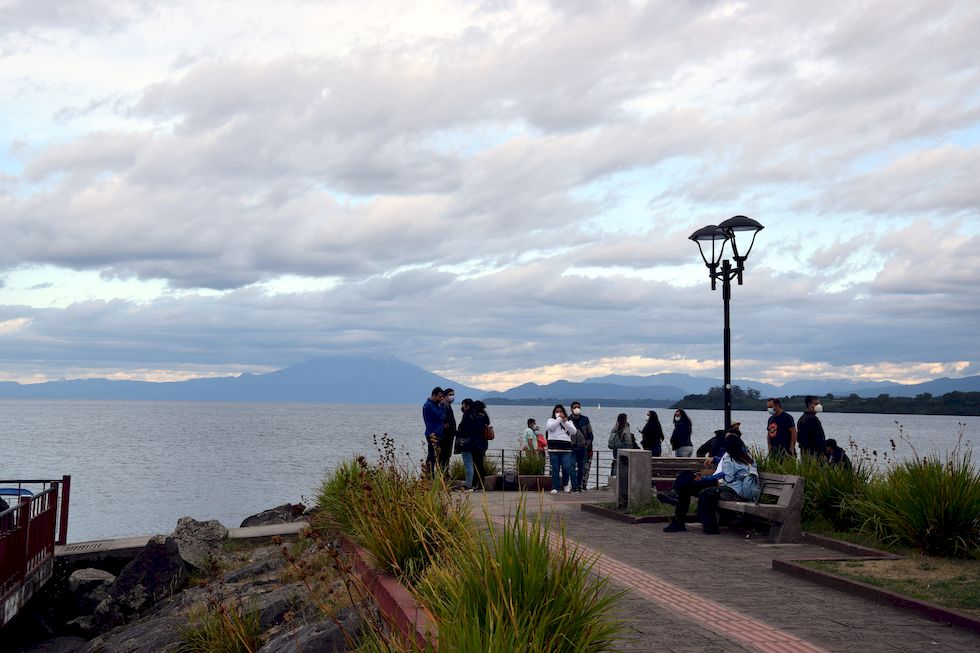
top-left (796, 395), bottom-right (826, 459)
top-left (546, 404), bottom-right (577, 494)
top-left (669, 409), bottom-right (694, 457)
top-left (570, 401), bottom-right (594, 490)
top-left (439, 388), bottom-right (457, 474)
top-left (766, 397), bottom-right (797, 458)
top-left (607, 413), bottom-right (634, 477)
top-left (422, 387), bottom-right (445, 477)
top-left (524, 418), bottom-right (539, 451)
top-left (457, 399), bottom-right (490, 490)
top-left (640, 410), bottom-right (665, 457)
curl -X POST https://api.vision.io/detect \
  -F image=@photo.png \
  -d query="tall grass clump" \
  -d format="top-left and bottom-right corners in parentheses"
top-left (416, 500), bottom-right (622, 652)
top-left (755, 448), bottom-right (872, 530)
top-left (853, 446), bottom-right (980, 558)
top-left (515, 450), bottom-right (546, 475)
top-left (175, 598), bottom-right (262, 653)
top-left (316, 436), bottom-right (472, 584)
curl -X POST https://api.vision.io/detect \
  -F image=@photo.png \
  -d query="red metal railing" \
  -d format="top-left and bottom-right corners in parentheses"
top-left (0, 476), bottom-right (70, 626)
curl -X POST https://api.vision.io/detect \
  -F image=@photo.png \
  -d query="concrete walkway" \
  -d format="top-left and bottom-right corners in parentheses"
top-left (471, 488), bottom-right (980, 653)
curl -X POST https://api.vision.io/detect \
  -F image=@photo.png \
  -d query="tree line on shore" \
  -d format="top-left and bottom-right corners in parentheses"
top-left (676, 385), bottom-right (980, 416)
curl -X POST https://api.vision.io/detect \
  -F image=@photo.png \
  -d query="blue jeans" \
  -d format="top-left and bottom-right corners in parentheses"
top-left (549, 451), bottom-right (572, 491)
top-left (572, 447), bottom-right (587, 490)
top-left (461, 452), bottom-right (475, 488)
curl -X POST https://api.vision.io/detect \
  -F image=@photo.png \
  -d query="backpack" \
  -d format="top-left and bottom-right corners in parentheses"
top-left (739, 466), bottom-right (761, 503)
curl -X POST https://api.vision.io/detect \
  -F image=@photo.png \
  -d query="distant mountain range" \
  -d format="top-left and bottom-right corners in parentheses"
top-left (0, 355), bottom-right (976, 404)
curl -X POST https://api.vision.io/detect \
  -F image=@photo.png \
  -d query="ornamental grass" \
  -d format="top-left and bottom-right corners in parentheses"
top-left (852, 446), bottom-right (980, 558)
top-left (415, 499), bottom-right (622, 652)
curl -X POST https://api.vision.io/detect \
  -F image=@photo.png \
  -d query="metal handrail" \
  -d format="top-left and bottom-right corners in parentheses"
top-left (0, 475), bottom-right (71, 628)
top-left (485, 448), bottom-right (615, 490)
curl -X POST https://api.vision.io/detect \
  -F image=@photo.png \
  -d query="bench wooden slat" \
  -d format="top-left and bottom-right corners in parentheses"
top-left (717, 472), bottom-right (804, 544)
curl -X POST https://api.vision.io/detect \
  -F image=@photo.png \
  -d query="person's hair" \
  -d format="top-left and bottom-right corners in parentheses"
top-left (431, 387), bottom-right (444, 397)
top-left (646, 411), bottom-right (661, 425)
top-left (570, 401), bottom-right (581, 409)
top-left (461, 398), bottom-right (473, 410)
top-left (767, 397), bottom-right (781, 408)
top-left (443, 387), bottom-right (454, 395)
top-left (527, 418), bottom-right (535, 427)
top-left (726, 424), bottom-right (742, 437)
top-left (616, 413), bottom-right (628, 429)
top-left (552, 404), bottom-right (567, 418)
top-left (826, 438), bottom-right (838, 449)
top-left (725, 433), bottom-right (753, 465)
top-left (472, 400), bottom-right (486, 413)
top-left (674, 408), bottom-right (692, 427)
top-left (804, 395), bottom-right (818, 408)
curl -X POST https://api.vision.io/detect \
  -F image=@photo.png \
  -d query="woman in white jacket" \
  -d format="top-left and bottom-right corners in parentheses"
top-left (546, 404), bottom-right (577, 493)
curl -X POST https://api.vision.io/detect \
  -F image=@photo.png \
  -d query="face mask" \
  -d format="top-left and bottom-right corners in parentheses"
top-left (767, 407), bottom-right (775, 416)
top-left (572, 407), bottom-right (581, 415)
top-left (446, 396), bottom-right (454, 403)
top-left (674, 416), bottom-right (680, 422)
top-left (814, 404), bottom-right (823, 413)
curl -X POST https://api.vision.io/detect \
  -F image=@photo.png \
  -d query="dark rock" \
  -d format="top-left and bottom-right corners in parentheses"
top-left (146, 586), bottom-right (207, 618)
top-left (24, 636), bottom-right (87, 653)
top-left (251, 582), bottom-right (306, 630)
top-left (67, 568), bottom-right (115, 615)
top-left (79, 615), bottom-right (184, 653)
top-left (240, 503), bottom-right (306, 528)
top-left (63, 616), bottom-right (96, 638)
top-left (93, 535), bottom-right (187, 631)
top-left (222, 556), bottom-right (283, 584)
top-left (171, 516), bottom-right (228, 569)
top-left (257, 607), bottom-right (361, 653)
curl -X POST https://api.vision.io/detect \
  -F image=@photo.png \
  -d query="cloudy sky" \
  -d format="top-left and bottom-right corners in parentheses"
top-left (1, 0), bottom-right (978, 390)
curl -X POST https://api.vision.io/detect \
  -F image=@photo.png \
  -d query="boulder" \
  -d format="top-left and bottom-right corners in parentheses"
top-left (171, 516), bottom-right (228, 569)
top-left (257, 606), bottom-right (361, 653)
top-left (222, 556), bottom-right (283, 584)
top-left (240, 503), bottom-right (306, 528)
top-left (67, 568), bottom-right (115, 615)
top-left (93, 535), bottom-right (187, 631)
top-left (80, 615), bottom-right (184, 653)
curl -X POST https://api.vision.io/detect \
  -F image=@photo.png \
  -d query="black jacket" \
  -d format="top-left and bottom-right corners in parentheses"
top-left (670, 420), bottom-right (693, 450)
top-left (640, 416), bottom-right (665, 454)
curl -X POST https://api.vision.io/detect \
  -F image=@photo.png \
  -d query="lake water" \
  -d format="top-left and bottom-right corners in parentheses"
top-left (1, 400), bottom-right (975, 543)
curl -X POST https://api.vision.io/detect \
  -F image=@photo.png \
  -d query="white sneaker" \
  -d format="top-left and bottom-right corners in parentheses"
top-left (564, 484), bottom-right (571, 493)
top-left (550, 489), bottom-right (559, 494)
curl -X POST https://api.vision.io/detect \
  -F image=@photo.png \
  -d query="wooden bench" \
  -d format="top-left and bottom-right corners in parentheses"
top-left (649, 457), bottom-right (707, 490)
top-left (716, 472), bottom-right (804, 543)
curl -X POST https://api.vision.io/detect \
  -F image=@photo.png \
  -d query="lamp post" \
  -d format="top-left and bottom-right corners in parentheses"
top-left (689, 216), bottom-right (764, 430)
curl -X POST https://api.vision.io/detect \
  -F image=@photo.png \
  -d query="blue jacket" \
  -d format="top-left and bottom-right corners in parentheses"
top-left (423, 398), bottom-right (445, 438)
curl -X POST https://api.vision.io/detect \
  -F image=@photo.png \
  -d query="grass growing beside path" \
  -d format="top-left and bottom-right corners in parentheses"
top-left (802, 558), bottom-right (980, 617)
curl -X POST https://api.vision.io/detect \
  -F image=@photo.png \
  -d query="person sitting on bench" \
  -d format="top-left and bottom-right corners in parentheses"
top-left (661, 430), bottom-right (756, 534)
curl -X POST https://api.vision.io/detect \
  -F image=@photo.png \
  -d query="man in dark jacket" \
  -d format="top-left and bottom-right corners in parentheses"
top-left (439, 388), bottom-right (457, 474)
top-left (570, 401), bottom-right (594, 491)
top-left (422, 387), bottom-right (445, 477)
top-left (796, 395), bottom-right (826, 458)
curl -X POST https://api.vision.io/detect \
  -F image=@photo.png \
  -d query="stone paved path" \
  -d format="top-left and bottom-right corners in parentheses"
top-left (472, 489), bottom-right (980, 653)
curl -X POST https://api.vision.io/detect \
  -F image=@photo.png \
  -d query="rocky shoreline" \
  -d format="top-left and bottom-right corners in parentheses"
top-left (8, 504), bottom-right (364, 653)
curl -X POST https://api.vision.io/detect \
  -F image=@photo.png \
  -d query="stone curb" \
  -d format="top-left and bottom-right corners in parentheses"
top-left (772, 559), bottom-right (980, 636)
top-left (579, 502), bottom-right (669, 524)
top-left (801, 532), bottom-right (902, 559)
top-left (339, 538), bottom-right (438, 649)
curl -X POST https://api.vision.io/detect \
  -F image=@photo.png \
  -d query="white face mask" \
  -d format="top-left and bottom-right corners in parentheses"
top-left (814, 403), bottom-right (823, 413)
top-left (446, 395), bottom-right (454, 403)
top-left (767, 407), bottom-right (776, 416)
top-left (572, 407), bottom-right (581, 415)
top-left (674, 416), bottom-right (680, 422)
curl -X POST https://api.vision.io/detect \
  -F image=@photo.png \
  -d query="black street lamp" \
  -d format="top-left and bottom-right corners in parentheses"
top-left (689, 216), bottom-right (764, 430)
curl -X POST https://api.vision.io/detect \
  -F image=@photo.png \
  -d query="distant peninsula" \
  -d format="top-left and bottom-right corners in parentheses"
top-left (674, 385), bottom-right (980, 417)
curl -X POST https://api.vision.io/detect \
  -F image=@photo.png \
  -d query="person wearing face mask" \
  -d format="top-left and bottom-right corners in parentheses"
top-left (640, 410), bottom-right (665, 457)
top-left (569, 401), bottom-right (594, 491)
top-left (439, 388), bottom-right (457, 475)
top-left (546, 404), bottom-right (578, 494)
top-left (669, 409), bottom-right (694, 457)
top-left (796, 395), bottom-right (826, 459)
top-left (766, 397), bottom-right (797, 458)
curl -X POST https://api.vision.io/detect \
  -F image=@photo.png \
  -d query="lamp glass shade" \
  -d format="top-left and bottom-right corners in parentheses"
top-left (689, 225), bottom-right (729, 267)
top-left (719, 215), bottom-right (764, 260)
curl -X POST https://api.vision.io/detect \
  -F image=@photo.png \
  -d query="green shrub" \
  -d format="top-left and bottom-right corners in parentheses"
top-left (447, 458), bottom-right (466, 481)
top-left (415, 500), bottom-right (621, 652)
top-left (482, 455), bottom-right (500, 476)
top-left (853, 448), bottom-right (980, 558)
top-left (515, 451), bottom-right (546, 475)
top-left (316, 443), bottom-right (473, 584)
